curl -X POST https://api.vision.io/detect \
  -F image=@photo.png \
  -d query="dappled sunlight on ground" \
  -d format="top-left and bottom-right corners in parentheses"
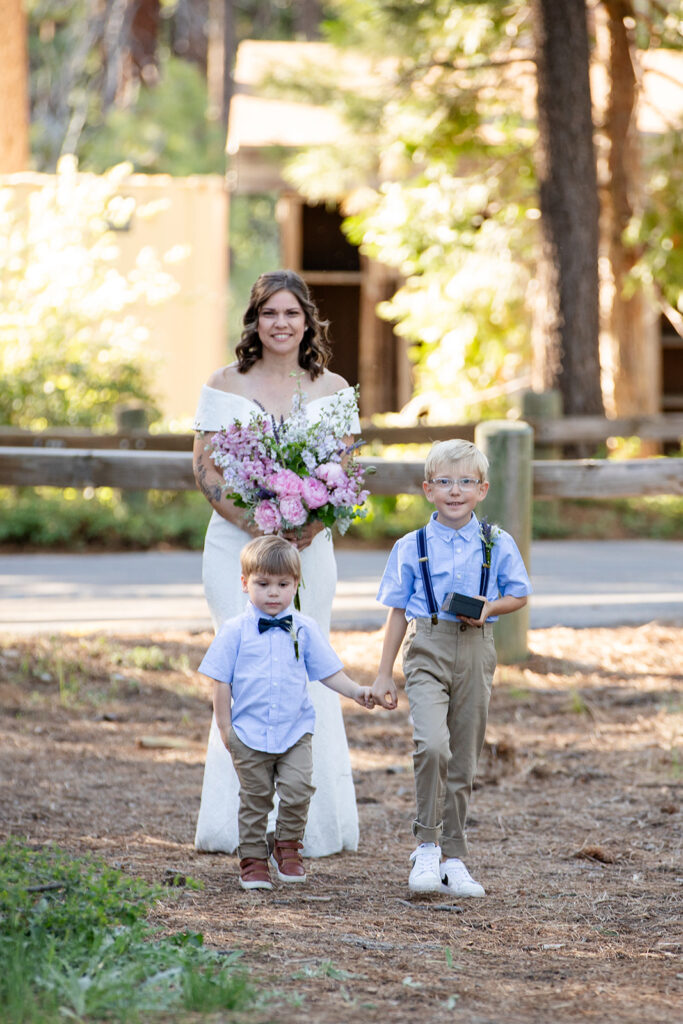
top-left (1, 624), bottom-right (681, 1023)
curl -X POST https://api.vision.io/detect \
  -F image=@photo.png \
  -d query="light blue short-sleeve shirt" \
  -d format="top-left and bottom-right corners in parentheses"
top-left (377, 512), bottom-right (532, 622)
top-left (198, 602), bottom-right (343, 754)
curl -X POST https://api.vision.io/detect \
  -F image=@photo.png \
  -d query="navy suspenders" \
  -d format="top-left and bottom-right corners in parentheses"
top-left (416, 526), bottom-right (439, 624)
top-left (479, 553), bottom-right (490, 598)
top-left (417, 525), bottom-right (490, 623)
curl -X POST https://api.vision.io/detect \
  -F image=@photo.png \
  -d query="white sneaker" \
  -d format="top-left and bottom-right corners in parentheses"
top-left (440, 858), bottom-right (485, 898)
top-left (408, 843), bottom-right (442, 893)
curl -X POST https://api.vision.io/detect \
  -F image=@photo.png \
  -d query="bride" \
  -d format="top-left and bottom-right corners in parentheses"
top-left (193, 269), bottom-right (360, 856)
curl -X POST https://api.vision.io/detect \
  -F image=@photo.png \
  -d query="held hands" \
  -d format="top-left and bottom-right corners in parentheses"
top-left (370, 675), bottom-right (398, 711)
top-left (354, 686), bottom-right (376, 710)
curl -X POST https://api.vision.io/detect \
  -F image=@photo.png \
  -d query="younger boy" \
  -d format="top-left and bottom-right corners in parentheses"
top-left (371, 440), bottom-right (532, 897)
top-left (198, 535), bottom-right (374, 891)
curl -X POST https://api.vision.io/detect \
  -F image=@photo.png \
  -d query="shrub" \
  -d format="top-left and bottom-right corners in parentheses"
top-left (0, 158), bottom-right (179, 431)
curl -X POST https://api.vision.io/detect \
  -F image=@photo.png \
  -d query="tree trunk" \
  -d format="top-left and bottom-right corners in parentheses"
top-left (102, 0), bottom-right (132, 110)
top-left (207, 0), bottom-right (234, 131)
top-left (0, 0), bottom-right (30, 172)
top-left (293, 0), bottom-right (323, 39)
top-left (129, 0), bottom-right (161, 81)
top-left (598, 0), bottom-right (659, 419)
top-left (102, 0), bottom-right (160, 107)
top-left (170, 0), bottom-right (209, 70)
top-left (531, 0), bottom-right (604, 415)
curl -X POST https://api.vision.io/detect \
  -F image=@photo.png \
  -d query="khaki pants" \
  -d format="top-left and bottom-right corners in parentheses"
top-left (402, 618), bottom-right (497, 859)
top-left (229, 728), bottom-right (315, 860)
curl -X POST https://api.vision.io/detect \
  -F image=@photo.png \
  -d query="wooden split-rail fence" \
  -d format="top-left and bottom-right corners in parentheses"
top-left (1, 415), bottom-right (681, 662)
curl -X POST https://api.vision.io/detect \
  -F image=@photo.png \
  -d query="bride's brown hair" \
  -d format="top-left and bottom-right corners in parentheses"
top-left (235, 270), bottom-right (332, 377)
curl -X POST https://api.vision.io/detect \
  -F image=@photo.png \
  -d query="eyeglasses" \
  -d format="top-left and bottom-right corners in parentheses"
top-left (428, 477), bottom-right (482, 491)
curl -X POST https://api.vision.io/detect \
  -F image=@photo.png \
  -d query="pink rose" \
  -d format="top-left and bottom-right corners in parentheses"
top-left (316, 462), bottom-right (347, 488)
top-left (279, 495), bottom-right (308, 527)
top-left (301, 476), bottom-right (329, 510)
top-left (253, 500), bottom-right (282, 534)
top-left (267, 469), bottom-right (303, 497)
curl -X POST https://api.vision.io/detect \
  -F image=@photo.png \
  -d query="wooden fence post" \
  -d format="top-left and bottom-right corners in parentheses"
top-left (518, 389), bottom-right (563, 458)
top-left (115, 404), bottom-right (149, 510)
top-left (518, 388), bottom-right (563, 534)
top-left (474, 420), bottom-right (533, 663)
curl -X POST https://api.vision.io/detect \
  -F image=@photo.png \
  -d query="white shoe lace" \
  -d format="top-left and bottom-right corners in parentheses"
top-left (410, 844), bottom-right (441, 880)
top-left (445, 859), bottom-right (473, 884)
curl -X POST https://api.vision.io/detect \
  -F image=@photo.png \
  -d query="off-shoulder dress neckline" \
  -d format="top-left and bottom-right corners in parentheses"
top-left (201, 383), bottom-right (355, 415)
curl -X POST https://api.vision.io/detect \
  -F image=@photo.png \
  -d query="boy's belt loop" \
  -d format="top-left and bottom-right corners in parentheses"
top-left (417, 526), bottom-right (439, 624)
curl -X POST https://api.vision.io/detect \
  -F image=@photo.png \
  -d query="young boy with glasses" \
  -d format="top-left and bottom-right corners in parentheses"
top-left (371, 439), bottom-right (532, 897)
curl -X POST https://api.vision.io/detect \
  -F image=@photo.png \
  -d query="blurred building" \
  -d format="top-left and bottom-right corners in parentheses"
top-left (2, 172), bottom-right (227, 423)
top-left (226, 41), bottom-right (412, 419)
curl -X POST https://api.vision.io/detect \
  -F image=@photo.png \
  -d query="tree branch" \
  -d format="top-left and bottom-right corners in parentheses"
top-left (398, 52), bottom-right (534, 84)
top-left (654, 281), bottom-right (683, 340)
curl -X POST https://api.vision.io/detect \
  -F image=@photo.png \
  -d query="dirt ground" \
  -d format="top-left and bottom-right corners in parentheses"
top-left (1, 623), bottom-right (681, 1024)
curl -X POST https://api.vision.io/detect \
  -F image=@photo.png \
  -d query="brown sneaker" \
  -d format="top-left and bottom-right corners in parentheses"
top-left (239, 857), bottom-right (272, 891)
top-left (270, 839), bottom-right (307, 883)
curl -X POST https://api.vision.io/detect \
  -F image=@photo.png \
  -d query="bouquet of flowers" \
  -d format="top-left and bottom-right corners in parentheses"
top-left (208, 387), bottom-right (370, 536)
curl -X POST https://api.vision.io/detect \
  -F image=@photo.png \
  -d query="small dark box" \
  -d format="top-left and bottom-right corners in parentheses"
top-left (442, 592), bottom-right (485, 619)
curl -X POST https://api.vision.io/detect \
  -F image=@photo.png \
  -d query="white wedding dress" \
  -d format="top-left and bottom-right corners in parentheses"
top-left (193, 384), bottom-right (360, 856)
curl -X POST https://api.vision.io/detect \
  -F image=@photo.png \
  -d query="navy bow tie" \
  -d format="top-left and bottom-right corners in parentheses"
top-left (258, 615), bottom-right (293, 634)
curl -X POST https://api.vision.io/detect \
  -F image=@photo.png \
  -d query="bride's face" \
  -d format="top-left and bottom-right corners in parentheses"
top-left (257, 289), bottom-right (306, 358)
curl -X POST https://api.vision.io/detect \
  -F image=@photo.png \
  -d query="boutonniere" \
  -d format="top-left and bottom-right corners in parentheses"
top-left (479, 517), bottom-right (500, 568)
top-left (288, 621), bottom-right (301, 660)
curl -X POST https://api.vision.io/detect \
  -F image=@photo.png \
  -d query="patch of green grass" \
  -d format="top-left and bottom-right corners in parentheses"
top-left (532, 495), bottom-right (683, 540)
top-left (0, 487), bottom-right (211, 551)
top-left (444, 946), bottom-right (464, 971)
top-left (291, 960), bottom-right (364, 981)
top-left (55, 656), bottom-right (86, 706)
top-left (9, 651), bottom-right (109, 710)
top-left (117, 645), bottom-right (168, 671)
top-left (6, 636), bottom-right (202, 714)
top-left (569, 689), bottom-right (589, 715)
top-left (0, 838), bottom-right (258, 1023)
top-left (508, 686), bottom-right (532, 701)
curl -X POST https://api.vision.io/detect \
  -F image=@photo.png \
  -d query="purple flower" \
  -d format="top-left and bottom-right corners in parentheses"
top-left (479, 517), bottom-right (499, 567)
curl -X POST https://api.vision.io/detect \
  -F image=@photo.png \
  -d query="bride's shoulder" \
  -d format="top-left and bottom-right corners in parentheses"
top-left (205, 363), bottom-right (244, 394)
top-left (314, 370), bottom-right (351, 397)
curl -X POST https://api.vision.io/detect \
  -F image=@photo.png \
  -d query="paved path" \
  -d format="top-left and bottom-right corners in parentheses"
top-left (0, 541), bottom-right (681, 634)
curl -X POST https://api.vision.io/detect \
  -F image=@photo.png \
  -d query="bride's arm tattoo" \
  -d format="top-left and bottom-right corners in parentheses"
top-left (195, 459), bottom-right (223, 504)
top-left (194, 436), bottom-right (223, 504)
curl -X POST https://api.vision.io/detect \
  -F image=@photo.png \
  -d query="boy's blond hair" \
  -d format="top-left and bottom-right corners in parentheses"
top-left (424, 439), bottom-right (489, 482)
top-left (240, 535), bottom-right (301, 581)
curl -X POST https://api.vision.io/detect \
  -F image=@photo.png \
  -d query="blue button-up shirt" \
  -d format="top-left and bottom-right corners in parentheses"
top-left (198, 602), bottom-right (343, 754)
top-left (377, 512), bottom-right (532, 622)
